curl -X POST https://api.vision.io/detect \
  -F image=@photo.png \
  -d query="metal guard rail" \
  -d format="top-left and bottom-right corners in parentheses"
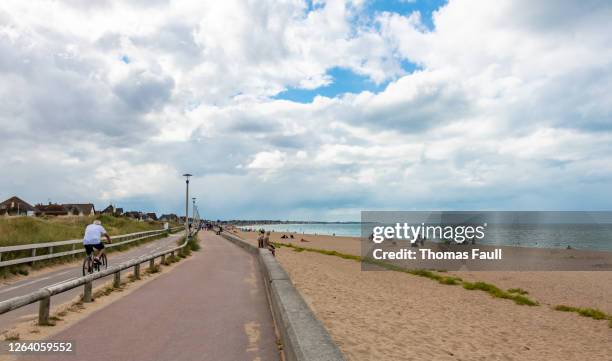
top-left (0, 230), bottom-right (196, 325)
top-left (0, 226), bottom-right (183, 268)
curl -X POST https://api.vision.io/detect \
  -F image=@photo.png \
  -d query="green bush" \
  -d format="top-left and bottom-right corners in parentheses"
top-left (463, 282), bottom-right (538, 306)
top-left (507, 288), bottom-right (529, 295)
top-left (554, 305), bottom-right (609, 320)
top-left (189, 237), bottom-right (200, 251)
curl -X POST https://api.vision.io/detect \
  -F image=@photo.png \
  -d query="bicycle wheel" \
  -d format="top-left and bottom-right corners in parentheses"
top-left (99, 254), bottom-right (108, 270)
top-left (82, 256), bottom-right (93, 276)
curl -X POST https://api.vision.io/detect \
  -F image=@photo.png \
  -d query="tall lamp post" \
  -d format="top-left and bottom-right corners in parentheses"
top-left (183, 173), bottom-right (192, 237)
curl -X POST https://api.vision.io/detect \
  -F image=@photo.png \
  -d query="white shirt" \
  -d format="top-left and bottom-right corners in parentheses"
top-left (83, 224), bottom-right (107, 245)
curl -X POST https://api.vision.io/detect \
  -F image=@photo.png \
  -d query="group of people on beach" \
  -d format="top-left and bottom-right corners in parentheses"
top-left (257, 230), bottom-right (276, 256)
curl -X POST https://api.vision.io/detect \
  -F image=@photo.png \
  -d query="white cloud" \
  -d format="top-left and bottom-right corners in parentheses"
top-left (1, 0), bottom-right (611, 218)
top-left (247, 150), bottom-right (287, 170)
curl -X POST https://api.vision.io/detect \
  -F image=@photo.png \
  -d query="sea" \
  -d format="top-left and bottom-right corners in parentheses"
top-left (241, 223), bottom-right (612, 252)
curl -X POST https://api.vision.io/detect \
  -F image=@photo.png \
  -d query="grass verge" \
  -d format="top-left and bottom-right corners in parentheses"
top-left (462, 282), bottom-right (538, 306)
top-left (554, 305), bottom-right (612, 327)
top-left (1, 216), bottom-right (180, 278)
top-left (4, 331), bottom-right (20, 341)
top-left (175, 233), bottom-right (201, 258)
top-left (507, 288), bottom-right (529, 295)
top-left (0, 215), bottom-right (165, 246)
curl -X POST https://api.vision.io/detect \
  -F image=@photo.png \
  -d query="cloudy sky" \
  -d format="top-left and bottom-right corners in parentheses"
top-left (1, 0), bottom-right (611, 220)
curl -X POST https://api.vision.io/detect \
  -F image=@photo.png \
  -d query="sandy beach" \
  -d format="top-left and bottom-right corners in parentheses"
top-left (233, 228), bottom-right (612, 360)
top-left (235, 229), bottom-right (612, 313)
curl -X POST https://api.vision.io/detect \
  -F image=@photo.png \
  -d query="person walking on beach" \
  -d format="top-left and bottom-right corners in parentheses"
top-left (263, 231), bottom-right (270, 248)
top-left (263, 231), bottom-right (275, 256)
top-left (257, 230), bottom-right (265, 248)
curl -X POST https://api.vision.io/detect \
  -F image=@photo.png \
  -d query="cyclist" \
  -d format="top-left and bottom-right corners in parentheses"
top-left (83, 220), bottom-right (112, 265)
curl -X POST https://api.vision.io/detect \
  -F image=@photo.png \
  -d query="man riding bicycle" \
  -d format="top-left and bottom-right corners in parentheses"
top-left (83, 220), bottom-right (112, 264)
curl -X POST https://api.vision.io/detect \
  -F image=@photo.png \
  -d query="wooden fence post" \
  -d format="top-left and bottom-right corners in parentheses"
top-left (31, 248), bottom-right (36, 267)
top-left (83, 281), bottom-right (92, 302)
top-left (38, 295), bottom-right (50, 325)
top-left (114, 271), bottom-right (121, 288)
top-left (134, 264), bottom-right (140, 280)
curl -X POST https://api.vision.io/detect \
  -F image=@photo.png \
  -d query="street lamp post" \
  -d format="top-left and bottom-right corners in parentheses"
top-left (183, 173), bottom-right (192, 237)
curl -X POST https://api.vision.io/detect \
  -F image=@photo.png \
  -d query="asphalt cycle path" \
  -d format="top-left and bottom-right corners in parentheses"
top-left (0, 232), bottom-right (184, 331)
top-left (20, 231), bottom-right (280, 361)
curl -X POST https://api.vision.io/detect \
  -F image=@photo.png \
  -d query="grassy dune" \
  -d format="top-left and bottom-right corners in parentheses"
top-left (0, 215), bottom-right (162, 247)
top-left (0, 215), bottom-right (173, 278)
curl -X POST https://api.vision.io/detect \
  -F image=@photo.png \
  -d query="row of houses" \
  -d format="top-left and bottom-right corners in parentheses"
top-left (0, 196), bottom-right (93, 217)
top-left (0, 196), bottom-right (176, 222)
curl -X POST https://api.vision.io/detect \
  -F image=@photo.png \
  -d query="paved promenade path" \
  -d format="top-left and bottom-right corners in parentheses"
top-left (22, 231), bottom-right (280, 361)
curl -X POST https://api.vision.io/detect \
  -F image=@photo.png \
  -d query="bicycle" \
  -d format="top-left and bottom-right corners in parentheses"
top-left (82, 251), bottom-right (108, 276)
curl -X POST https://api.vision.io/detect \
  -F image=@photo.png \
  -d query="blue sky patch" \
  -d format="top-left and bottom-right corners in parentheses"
top-left (400, 59), bottom-right (420, 73)
top-left (366, 0), bottom-right (447, 30)
top-left (278, 1), bottom-right (434, 104)
top-left (275, 60), bottom-right (419, 103)
top-left (305, 0), bottom-right (325, 13)
top-left (275, 67), bottom-right (388, 103)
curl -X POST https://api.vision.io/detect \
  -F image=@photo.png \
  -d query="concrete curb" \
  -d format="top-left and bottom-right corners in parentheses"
top-left (221, 232), bottom-right (345, 361)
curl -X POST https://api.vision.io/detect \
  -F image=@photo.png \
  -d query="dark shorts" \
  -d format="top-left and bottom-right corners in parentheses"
top-left (84, 243), bottom-right (104, 255)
